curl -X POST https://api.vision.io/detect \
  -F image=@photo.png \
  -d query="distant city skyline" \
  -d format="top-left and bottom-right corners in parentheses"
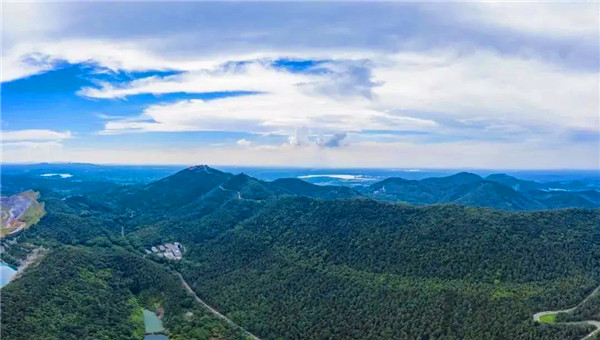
top-left (2, 2), bottom-right (598, 169)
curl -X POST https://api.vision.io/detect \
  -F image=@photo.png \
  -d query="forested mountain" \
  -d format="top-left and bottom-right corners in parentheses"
top-left (367, 172), bottom-right (600, 210)
top-left (102, 166), bottom-right (361, 216)
top-left (1, 165), bottom-right (600, 340)
top-left (135, 196), bottom-right (598, 340)
top-left (485, 173), bottom-right (544, 191)
top-left (107, 165), bottom-right (234, 211)
top-left (101, 166), bottom-right (600, 212)
top-left (1, 246), bottom-right (247, 340)
top-left (485, 174), bottom-right (600, 209)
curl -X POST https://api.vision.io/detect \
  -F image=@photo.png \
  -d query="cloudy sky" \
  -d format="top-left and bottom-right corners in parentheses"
top-left (2, 2), bottom-right (598, 168)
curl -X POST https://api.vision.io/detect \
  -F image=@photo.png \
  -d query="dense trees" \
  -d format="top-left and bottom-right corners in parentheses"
top-left (557, 293), bottom-right (600, 323)
top-left (0, 246), bottom-right (247, 340)
top-left (165, 197), bottom-right (599, 340)
top-left (1, 247), bottom-right (143, 340)
top-left (2, 167), bottom-right (599, 339)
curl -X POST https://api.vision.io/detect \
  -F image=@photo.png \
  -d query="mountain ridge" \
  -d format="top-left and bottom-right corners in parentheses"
top-left (366, 171), bottom-right (599, 210)
top-left (94, 165), bottom-right (600, 213)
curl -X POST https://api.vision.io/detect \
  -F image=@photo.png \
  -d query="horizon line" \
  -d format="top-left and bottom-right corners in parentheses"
top-left (1, 162), bottom-right (599, 172)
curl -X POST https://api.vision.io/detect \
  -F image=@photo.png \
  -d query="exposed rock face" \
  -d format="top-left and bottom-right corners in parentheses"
top-left (0, 190), bottom-right (45, 237)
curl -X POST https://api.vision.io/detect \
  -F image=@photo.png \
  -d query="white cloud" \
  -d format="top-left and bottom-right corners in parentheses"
top-left (317, 132), bottom-right (347, 148)
top-left (1, 129), bottom-right (72, 142)
top-left (78, 60), bottom-right (311, 99)
top-left (2, 2), bottom-right (597, 168)
top-left (99, 90), bottom-right (437, 136)
top-left (459, 3), bottom-right (599, 37)
top-left (90, 49), bottom-right (598, 144)
top-left (1, 2), bottom-right (64, 48)
top-left (2, 40), bottom-right (224, 82)
top-left (3, 2), bottom-right (597, 82)
top-left (236, 139), bottom-right (252, 147)
top-left (86, 58), bottom-right (437, 138)
top-left (2, 37), bottom-right (366, 82)
top-left (372, 50), bottom-right (599, 130)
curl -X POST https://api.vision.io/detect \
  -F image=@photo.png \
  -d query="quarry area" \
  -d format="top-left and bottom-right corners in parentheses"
top-left (0, 191), bottom-right (46, 238)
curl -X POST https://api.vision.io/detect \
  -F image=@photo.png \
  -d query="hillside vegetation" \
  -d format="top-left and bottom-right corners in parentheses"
top-left (1, 165), bottom-right (599, 340)
top-left (166, 197), bottom-right (599, 340)
top-left (0, 246), bottom-right (247, 340)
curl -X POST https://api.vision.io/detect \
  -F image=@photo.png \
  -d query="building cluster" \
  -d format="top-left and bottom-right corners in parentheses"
top-left (146, 242), bottom-right (183, 260)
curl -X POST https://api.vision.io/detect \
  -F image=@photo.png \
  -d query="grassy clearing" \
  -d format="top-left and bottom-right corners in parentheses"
top-left (539, 313), bottom-right (557, 323)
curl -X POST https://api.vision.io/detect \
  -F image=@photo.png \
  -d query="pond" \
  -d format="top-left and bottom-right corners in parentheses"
top-left (0, 262), bottom-right (18, 288)
top-left (144, 335), bottom-right (168, 340)
top-left (143, 309), bottom-right (165, 334)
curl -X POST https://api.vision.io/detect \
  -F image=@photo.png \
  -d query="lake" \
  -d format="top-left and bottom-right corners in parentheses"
top-left (143, 309), bottom-right (165, 334)
top-left (144, 335), bottom-right (168, 340)
top-left (0, 262), bottom-right (17, 288)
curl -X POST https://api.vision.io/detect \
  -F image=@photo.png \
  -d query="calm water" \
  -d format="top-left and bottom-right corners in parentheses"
top-left (144, 335), bottom-right (168, 340)
top-left (0, 262), bottom-right (17, 288)
top-left (143, 309), bottom-right (165, 334)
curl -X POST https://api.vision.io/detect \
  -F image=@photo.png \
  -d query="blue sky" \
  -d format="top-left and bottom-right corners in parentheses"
top-left (2, 2), bottom-right (598, 168)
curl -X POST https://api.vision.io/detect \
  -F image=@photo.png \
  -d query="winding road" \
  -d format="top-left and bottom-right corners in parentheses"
top-left (218, 185), bottom-right (261, 202)
top-left (533, 284), bottom-right (600, 339)
top-left (176, 272), bottom-right (262, 340)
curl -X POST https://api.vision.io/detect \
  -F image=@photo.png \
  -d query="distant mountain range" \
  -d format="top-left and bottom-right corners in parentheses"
top-left (101, 165), bottom-right (599, 212)
top-left (365, 172), bottom-right (600, 210)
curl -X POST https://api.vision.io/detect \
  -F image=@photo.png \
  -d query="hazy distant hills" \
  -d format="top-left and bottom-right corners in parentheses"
top-left (366, 172), bottom-right (600, 210)
top-left (97, 166), bottom-right (600, 213)
top-left (271, 177), bottom-right (359, 199)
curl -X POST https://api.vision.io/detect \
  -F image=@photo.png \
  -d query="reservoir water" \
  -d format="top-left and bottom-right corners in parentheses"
top-left (143, 309), bottom-right (166, 339)
top-left (0, 262), bottom-right (17, 288)
top-left (144, 335), bottom-right (168, 340)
